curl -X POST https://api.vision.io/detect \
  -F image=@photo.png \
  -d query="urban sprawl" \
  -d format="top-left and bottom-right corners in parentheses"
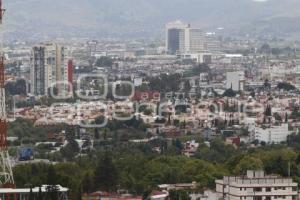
top-left (2, 20), bottom-right (300, 200)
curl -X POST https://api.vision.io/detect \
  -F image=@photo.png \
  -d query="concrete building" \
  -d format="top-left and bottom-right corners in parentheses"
top-left (166, 21), bottom-right (221, 55)
top-left (30, 43), bottom-right (65, 96)
top-left (219, 54), bottom-right (244, 64)
top-left (185, 28), bottom-right (205, 53)
top-left (0, 185), bottom-right (69, 200)
top-left (216, 170), bottom-right (298, 200)
top-left (226, 71), bottom-right (245, 91)
top-left (204, 34), bottom-right (221, 54)
top-left (166, 21), bottom-right (187, 55)
top-left (166, 21), bottom-right (205, 54)
top-left (179, 53), bottom-right (212, 64)
top-left (252, 123), bottom-right (290, 144)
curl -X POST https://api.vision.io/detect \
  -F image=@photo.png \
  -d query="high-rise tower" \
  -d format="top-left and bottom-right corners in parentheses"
top-left (166, 21), bottom-right (205, 55)
top-left (0, 0), bottom-right (14, 186)
top-left (30, 43), bottom-right (65, 96)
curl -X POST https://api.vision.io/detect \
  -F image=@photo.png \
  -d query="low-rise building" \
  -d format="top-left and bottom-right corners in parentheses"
top-left (216, 170), bottom-right (298, 200)
top-left (252, 123), bottom-right (290, 144)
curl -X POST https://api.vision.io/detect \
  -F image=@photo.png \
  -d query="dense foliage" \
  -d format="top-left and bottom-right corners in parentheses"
top-left (13, 139), bottom-right (300, 199)
top-left (95, 56), bottom-right (114, 67)
top-left (9, 120), bottom-right (300, 199)
top-left (277, 82), bottom-right (296, 91)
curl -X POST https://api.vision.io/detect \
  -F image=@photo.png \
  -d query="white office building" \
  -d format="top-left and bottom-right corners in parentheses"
top-left (216, 170), bottom-right (298, 200)
top-left (226, 71), bottom-right (245, 91)
top-left (252, 123), bottom-right (290, 144)
top-left (204, 33), bottom-right (221, 54)
top-left (166, 21), bottom-right (205, 55)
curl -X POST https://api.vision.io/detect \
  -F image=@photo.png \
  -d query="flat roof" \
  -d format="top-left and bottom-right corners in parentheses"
top-left (0, 185), bottom-right (68, 193)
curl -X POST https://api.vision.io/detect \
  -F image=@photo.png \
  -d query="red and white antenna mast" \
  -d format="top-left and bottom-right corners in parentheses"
top-left (0, 0), bottom-right (14, 186)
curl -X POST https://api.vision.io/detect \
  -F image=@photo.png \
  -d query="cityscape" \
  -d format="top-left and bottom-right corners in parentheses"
top-left (1, 0), bottom-right (300, 200)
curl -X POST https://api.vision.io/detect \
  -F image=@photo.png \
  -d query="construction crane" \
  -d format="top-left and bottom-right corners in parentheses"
top-left (0, 0), bottom-right (14, 187)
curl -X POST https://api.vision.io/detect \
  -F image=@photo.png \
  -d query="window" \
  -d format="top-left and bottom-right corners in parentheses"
top-left (266, 187), bottom-right (271, 192)
top-left (254, 188), bottom-right (262, 192)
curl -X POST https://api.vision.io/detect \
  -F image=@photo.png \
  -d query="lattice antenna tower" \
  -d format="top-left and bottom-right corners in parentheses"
top-left (0, 0), bottom-right (14, 187)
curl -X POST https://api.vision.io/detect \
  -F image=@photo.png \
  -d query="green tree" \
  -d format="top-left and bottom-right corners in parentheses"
top-left (60, 126), bottom-right (80, 160)
top-left (183, 80), bottom-right (192, 93)
top-left (234, 156), bottom-right (263, 174)
top-left (47, 165), bottom-right (58, 185)
top-left (94, 128), bottom-right (100, 140)
top-left (277, 82), bottom-right (296, 91)
top-left (223, 88), bottom-right (236, 97)
top-left (169, 190), bottom-right (191, 200)
top-left (265, 105), bottom-right (272, 117)
top-left (82, 172), bottom-right (94, 193)
top-left (94, 153), bottom-right (118, 191)
top-left (264, 79), bottom-right (271, 89)
top-left (95, 56), bottom-right (113, 67)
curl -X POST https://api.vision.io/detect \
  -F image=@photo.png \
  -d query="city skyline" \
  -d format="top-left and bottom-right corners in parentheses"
top-left (2, 0), bottom-right (300, 200)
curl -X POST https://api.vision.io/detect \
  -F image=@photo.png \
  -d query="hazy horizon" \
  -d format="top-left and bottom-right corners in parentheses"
top-left (4, 0), bottom-right (300, 41)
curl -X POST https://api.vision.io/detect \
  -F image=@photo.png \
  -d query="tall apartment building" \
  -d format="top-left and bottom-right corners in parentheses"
top-left (30, 43), bottom-right (65, 96)
top-left (216, 170), bottom-right (298, 200)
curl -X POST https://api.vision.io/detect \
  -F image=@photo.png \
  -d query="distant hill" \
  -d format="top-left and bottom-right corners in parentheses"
top-left (3, 0), bottom-right (300, 40)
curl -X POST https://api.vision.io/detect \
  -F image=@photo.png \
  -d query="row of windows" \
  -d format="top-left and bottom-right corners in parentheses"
top-left (274, 196), bottom-right (287, 199)
top-left (240, 187), bottom-right (290, 192)
top-left (240, 195), bottom-right (296, 200)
